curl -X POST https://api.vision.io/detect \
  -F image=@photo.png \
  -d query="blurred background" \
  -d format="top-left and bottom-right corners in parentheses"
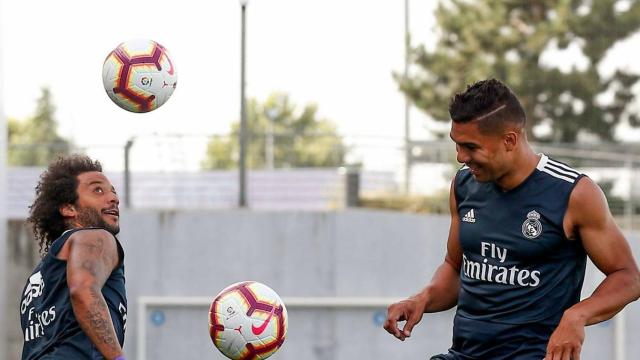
top-left (1, 0), bottom-right (640, 359)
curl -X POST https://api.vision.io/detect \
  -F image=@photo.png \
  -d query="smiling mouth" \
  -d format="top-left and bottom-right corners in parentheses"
top-left (470, 166), bottom-right (485, 177)
top-left (103, 209), bottom-right (119, 217)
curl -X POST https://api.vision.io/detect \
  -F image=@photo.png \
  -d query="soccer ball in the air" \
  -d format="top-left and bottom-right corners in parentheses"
top-left (102, 39), bottom-right (177, 113)
top-left (209, 281), bottom-right (288, 360)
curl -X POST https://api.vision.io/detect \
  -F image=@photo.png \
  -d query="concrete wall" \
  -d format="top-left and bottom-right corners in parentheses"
top-left (7, 210), bottom-right (640, 359)
top-left (6, 220), bottom-right (40, 359)
top-left (119, 209), bottom-right (453, 359)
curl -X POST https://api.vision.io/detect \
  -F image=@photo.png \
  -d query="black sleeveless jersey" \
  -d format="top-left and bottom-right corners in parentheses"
top-left (20, 228), bottom-right (127, 360)
top-left (450, 154), bottom-right (587, 359)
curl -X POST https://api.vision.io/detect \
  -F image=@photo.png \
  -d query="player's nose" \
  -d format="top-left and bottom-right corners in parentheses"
top-left (108, 190), bottom-right (119, 205)
top-left (456, 150), bottom-right (470, 164)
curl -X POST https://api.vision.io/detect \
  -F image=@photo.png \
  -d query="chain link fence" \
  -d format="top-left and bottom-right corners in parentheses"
top-left (8, 136), bottom-right (640, 228)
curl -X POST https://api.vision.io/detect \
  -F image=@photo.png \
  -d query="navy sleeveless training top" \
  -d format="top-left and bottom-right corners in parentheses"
top-left (450, 154), bottom-right (587, 359)
top-left (20, 228), bottom-right (127, 360)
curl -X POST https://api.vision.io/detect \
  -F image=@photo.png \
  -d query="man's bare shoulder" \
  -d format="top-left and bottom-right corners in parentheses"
top-left (58, 229), bottom-right (117, 261)
top-left (568, 176), bottom-right (608, 218)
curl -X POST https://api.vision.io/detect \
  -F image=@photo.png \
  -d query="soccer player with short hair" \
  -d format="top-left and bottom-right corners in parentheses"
top-left (19, 155), bottom-right (127, 360)
top-left (384, 79), bottom-right (640, 359)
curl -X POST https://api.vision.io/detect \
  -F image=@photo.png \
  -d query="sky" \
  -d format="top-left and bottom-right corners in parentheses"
top-left (0, 0), bottom-right (441, 174)
top-left (2, 0), bottom-right (640, 180)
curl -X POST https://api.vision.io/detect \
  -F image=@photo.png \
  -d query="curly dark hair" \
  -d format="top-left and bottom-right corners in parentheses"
top-left (27, 154), bottom-right (103, 254)
top-left (449, 79), bottom-right (526, 134)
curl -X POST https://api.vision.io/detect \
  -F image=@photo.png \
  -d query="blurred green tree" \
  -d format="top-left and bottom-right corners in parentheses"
top-left (8, 87), bottom-right (73, 166)
top-left (397, 0), bottom-right (640, 142)
top-left (202, 93), bottom-right (347, 169)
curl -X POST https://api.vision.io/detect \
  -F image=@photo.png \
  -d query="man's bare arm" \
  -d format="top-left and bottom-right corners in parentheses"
top-left (420, 178), bottom-right (462, 313)
top-left (383, 179), bottom-right (462, 340)
top-left (567, 177), bottom-right (640, 324)
top-left (545, 177), bottom-right (640, 359)
top-left (67, 229), bottom-right (124, 359)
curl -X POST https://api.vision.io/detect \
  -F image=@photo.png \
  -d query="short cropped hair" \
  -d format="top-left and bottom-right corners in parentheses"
top-left (449, 79), bottom-right (526, 134)
top-left (27, 154), bottom-right (103, 254)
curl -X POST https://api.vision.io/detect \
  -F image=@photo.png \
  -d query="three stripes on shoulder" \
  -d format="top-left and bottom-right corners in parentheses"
top-left (540, 158), bottom-right (580, 184)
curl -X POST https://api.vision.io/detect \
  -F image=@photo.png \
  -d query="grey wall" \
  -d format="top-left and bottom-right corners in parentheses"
top-left (6, 221), bottom-right (40, 359)
top-left (120, 210), bottom-right (453, 359)
top-left (7, 210), bottom-right (640, 359)
top-left (117, 210), bottom-right (640, 360)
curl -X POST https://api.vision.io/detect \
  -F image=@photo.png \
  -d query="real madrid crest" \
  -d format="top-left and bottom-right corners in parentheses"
top-left (522, 210), bottom-right (542, 239)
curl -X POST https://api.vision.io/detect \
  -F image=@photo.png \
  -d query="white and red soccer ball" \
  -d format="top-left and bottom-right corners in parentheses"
top-left (209, 281), bottom-right (288, 360)
top-left (102, 39), bottom-right (177, 113)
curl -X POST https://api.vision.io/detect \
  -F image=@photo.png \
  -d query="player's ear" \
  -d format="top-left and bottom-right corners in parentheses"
top-left (59, 203), bottom-right (76, 218)
top-left (503, 130), bottom-right (518, 152)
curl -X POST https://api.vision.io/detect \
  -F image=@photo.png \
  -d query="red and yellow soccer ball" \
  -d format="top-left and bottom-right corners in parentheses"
top-left (102, 39), bottom-right (177, 113)
top-left (209, 281), bottom-right (288, 360)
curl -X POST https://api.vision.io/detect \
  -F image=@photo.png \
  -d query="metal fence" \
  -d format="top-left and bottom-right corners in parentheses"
top-left (8, 135), bottom-right (640, 227)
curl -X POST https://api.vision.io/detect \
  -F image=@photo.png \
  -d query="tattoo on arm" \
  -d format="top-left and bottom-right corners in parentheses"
top-left (85, 287), bottom-right (118, 348)
top-left (81, 260), bottom-right (98, 277)
top-left (68, 231), bottom-right (123, 358)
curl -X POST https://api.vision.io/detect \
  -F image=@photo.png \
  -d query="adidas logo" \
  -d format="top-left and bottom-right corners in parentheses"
top-left (462, 209), bottom-right (476, 223)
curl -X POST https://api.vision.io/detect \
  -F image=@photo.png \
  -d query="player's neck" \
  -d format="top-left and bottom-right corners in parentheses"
top-left (494, 145), bottom-right (539, 191)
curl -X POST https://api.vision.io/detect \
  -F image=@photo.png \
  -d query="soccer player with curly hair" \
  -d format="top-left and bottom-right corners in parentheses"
top-left (19, 155), bottom-right (127, 360)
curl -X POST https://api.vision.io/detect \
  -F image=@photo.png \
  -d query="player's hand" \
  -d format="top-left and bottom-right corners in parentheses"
top-left (544, 311), bottom-right (585, 360)
top-left (383, 295), bottom-right (427, 341)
